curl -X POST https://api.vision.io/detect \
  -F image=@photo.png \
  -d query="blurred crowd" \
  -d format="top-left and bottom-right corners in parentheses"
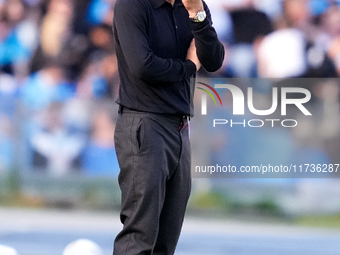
top-left (0, 0), bottom-right (119, 176)
top-left (204, 0), bottom-right (340, 78)
top-left (0, 0), bottom-right (340, 177)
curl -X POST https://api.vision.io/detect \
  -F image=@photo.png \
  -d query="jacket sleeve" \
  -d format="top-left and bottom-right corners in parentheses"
top-left (191, 1), bottom-right (225, 72)
top-left (113, 0), bottom-right (197, 84)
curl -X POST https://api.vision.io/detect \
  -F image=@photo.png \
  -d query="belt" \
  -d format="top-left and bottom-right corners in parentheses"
top-left (118, 105), bottom-right (189, 120)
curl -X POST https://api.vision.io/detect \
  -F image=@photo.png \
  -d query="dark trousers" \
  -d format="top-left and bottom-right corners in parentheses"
top-left (113, 108), bottom-right (191, 255)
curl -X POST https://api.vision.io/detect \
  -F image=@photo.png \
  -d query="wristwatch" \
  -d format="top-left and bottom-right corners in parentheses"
top-left (190, 11), bottom-right (206, 22)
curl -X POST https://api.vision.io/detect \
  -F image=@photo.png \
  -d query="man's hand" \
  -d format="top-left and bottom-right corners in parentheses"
top-left (186, 39), bottom-right (201, 71)
top-left (182, 0), bottom-right (204, 18)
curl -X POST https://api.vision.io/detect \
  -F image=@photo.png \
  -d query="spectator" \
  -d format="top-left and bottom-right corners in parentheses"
top-left (29, 102), bottom-right (86, 175)
top-left (222, 0), bottom-right (273, 77)
top-left (0, 0), bottom-right (38, 75)
top-left (256, 0), bottom-right (338, 78)
top-left (20, 63), bottom-right (75, 111)
top-left (39, 0), bottom-right (73, 58)
top-left (88, 23), bottom-right (115, 54)
top-left (29, 0), bottom-right (78, 76)
top-left (257, 28), bottom-right (308, 78)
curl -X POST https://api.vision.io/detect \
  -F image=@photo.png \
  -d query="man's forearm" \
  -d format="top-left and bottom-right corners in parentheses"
top-left (192, 19), bottom-right (225, 72)
top-left (184, 0), bottom-right (225, 72)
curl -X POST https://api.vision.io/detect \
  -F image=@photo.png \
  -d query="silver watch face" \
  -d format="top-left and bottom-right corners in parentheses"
top-left (197, 11), bottom-right (206, 22)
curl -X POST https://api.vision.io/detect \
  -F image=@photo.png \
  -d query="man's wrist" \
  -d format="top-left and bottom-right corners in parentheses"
top-left (190, 10), bottom-right (206, 22)
top-left (188, 9), bottom-right (203, 19)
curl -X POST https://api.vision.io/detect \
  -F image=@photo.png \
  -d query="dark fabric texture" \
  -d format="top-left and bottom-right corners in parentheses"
top-left (113, 0), bottom-right (224, 116)
top-left (113, 109), bottom-right (191, 255)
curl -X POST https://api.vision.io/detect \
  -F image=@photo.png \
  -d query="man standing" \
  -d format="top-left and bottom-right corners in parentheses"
top-left (112, 0), bottom-right (224, 254)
